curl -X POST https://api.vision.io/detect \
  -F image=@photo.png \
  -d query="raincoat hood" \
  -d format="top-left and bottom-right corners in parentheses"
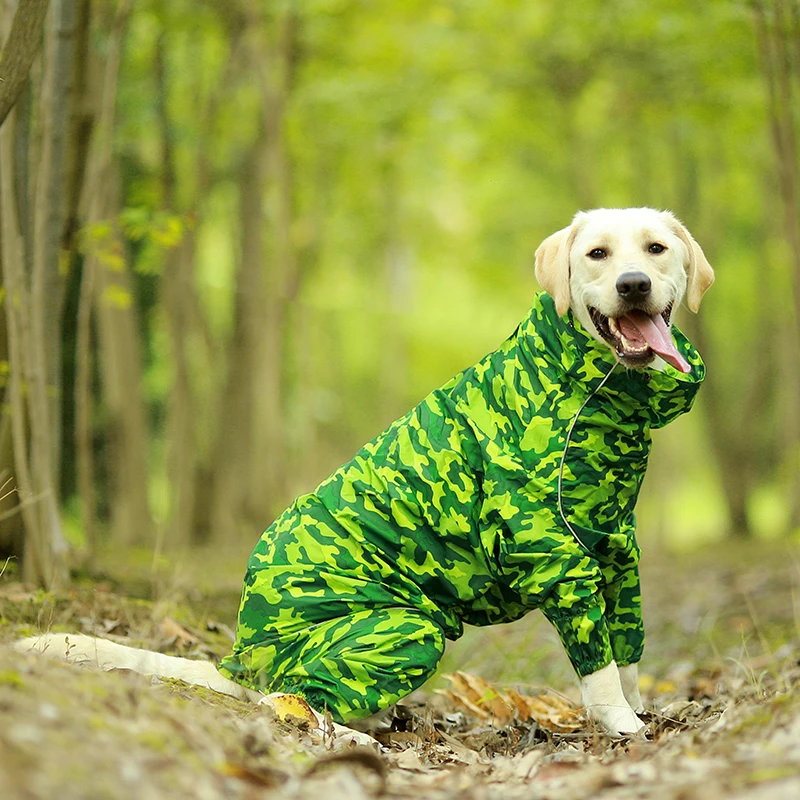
top-left (518, 292), bottom-right (706, 430)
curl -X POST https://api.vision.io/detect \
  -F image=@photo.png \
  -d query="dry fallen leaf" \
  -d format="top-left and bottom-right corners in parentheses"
top-left (534, 761), bottom-right (584, 781)
top-left (392, 747), bottom-right (427, 771)
top-left (376, 730), bottom-right (424, 748)
top-left (265, 693), bottom-right (320, 729)
top-left (439, 672), bottom-right (583, 732)
top-left (305, 745), bottom-right (387, 793)
top-left (220, 761), bottom-right (286, 787)
top-left (655, 680), bottom-right (677, 694)
top-left (160, 617), bottom-right (198, 649)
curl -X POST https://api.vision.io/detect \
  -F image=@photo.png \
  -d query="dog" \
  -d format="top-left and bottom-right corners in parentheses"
top-left (14, 207), bottom-right (714, 738)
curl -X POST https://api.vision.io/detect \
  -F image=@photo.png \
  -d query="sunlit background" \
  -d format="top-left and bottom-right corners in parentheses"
top-left (1, 0), bottom-right (798, 590)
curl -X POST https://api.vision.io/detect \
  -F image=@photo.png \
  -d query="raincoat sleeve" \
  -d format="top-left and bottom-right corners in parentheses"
top-left (539, 558), bottom-right (615, 677)
top-left (597, 532), bottom-right (645, 667)
top-left (500, 522), bottom-right (643, 677)
top-left (497, 519), bottom-right (615, 677)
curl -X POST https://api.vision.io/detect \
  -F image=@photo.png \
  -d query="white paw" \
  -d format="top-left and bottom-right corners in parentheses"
top-left (618, 662), bottom-right (645, 714)
top-left (587, 703), bottom-right (645, 737)
top-left (580, 661), bottom-right (646, 737)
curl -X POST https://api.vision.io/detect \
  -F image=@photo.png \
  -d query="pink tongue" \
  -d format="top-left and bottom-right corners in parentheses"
top-left (618, 311), bottom-right (691, 373)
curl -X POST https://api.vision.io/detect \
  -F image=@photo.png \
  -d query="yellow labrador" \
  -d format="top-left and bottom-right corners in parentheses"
top-left (15, 208), bottom-right (714, 739)
top-left (536, 207), bottom-right (713, 734)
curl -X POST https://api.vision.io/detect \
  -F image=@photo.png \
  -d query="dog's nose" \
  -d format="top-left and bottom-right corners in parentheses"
top-left (616, 271), bottom-right (652, 302)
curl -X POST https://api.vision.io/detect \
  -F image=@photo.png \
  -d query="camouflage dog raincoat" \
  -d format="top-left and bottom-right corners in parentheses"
top-left (219, 292), bottom-right (705, 722)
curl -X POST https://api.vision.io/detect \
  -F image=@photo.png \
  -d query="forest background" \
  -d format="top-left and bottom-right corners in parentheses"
top-left (0, 0), bottom-right (799, 591)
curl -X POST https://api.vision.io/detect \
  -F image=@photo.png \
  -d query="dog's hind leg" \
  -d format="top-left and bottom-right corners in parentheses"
top-left (12, 633), bottom-right (262, 702)
top-left (14, 633), bottom-right (380, 746)
top-left (220, 607), bottom-right (446, 725)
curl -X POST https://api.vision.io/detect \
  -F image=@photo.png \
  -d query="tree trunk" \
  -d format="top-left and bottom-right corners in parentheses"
top-left (89, 217), bottom-right (152, 549)
top-left (61, 0), bottom-right (92, 252)
top-left (74, 236), bottom-right (95, 557)
top-left (0, 0), bottom-right (74, 588)
top-left (0, 0), bottom-right (50, 127)
top-left (753, 0), bottom-right (800, 338)
top-left (0, 110), bottom-right (69, 588)
top-left (0, 285), bottom-right (24, 561)
top-left (154, 23), bottom-right (239, 549)
top-left (82, 0), bottom-right (152, 548)
top-left (207, 136), bottom-right (269, 538)
top-left (34, 0), bottom-right (77, 482)
top-left (65, 0), bottom-right (92, 558)
top-left (205, 6), bottom-right (299, 539)
top-left (154, 31), bottom-right (194, 551)
top-left (752, 0), bottom-right (800, 529)
top-left (162, 234), bottom-right (200, 549)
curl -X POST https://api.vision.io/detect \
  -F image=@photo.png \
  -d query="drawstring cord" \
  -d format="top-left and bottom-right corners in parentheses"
top-left (557, 362), bottom-right (619, 552)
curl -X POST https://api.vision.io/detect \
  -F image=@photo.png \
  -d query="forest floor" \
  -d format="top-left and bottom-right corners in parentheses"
top-left (0, 537), bottom-right (799, 799)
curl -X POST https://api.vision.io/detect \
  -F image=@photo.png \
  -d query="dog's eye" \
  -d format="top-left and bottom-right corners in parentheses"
top-left (648, 243), bottom-right (666, 254)
top-left (587, 248), bottom-right (607, 260)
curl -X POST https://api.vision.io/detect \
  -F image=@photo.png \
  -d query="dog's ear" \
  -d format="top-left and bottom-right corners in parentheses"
top-left (661, 212), bottom-right (715, 313)
top-left (534, 224), bottom-right (575, 316)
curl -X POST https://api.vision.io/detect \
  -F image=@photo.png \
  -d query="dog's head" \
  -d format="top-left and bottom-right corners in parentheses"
top-left (534, 207), bottom-right (714, 371)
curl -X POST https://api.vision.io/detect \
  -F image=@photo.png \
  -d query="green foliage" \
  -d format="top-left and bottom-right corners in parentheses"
top-left (79, 210), bottom-right (191, 278)
top-left (40, 0), bottom-right (800, 547)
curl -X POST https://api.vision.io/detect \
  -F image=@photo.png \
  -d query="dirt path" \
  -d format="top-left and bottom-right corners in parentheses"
top-left (1, 540), bottom-right (798, 799)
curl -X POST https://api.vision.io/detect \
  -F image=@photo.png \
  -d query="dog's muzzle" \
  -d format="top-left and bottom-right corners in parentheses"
top-left (588, 303), bottom-right (690, 373)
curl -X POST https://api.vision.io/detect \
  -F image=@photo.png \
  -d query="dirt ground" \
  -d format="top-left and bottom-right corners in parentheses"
top-left (1, 538), bottom-right (799, 799)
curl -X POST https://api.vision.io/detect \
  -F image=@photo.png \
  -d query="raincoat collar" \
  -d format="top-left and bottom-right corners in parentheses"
top-left (518, 292), bottom-right (706, 429)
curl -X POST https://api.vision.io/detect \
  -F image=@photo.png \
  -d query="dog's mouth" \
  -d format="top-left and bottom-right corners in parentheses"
top-left (588, 304), bottom-right (691, 373)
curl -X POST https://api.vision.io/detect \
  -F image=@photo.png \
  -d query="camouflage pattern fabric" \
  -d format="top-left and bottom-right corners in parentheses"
top-left (218, 292), bottom-right (705, 723)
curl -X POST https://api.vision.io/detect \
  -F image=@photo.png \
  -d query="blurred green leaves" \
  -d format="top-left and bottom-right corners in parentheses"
top-left (43, 0), bottom-right (800, 546)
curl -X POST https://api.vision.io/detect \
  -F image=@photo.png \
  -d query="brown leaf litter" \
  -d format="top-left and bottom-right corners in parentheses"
top-left (1, 539), bottom-right (800, 798)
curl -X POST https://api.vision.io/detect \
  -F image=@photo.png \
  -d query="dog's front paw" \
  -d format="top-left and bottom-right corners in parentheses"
top-left (618, 663), bottom-right (645, 714)
top-left (587, 704), bottom-right (645, 737)
top-left (580, 661), bottom-right (646, 737)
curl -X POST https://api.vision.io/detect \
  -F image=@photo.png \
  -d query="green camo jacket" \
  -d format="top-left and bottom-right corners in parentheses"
top-left (223, 292), bottom-right (705, 683)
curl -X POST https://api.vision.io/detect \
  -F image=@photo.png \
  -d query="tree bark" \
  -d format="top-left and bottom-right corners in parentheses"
top-left (61, 0), bottom-right (91, 252)
top-left (33, 0), bottom-right (77, 484)
top-left (153, 30), bottom-right (193, 551)
top-left (250, 5), bottom-right (297, 520)
top-left (74, 236), bottom-right (94, 558)
top-left (0, 109), bottom-right (69, 588)
top-left (82, 0), bottom-right (152, 548)
top-left (752, 0), bottom-right (800, 529)
top-left (0, 0), bottom-right (73, 588)
top-left (70, 0), bottom-right (92, 558)
top-left (0, 0), bottom-right (50, 127)
top-left (207, 135), bottom-right (269, 537)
